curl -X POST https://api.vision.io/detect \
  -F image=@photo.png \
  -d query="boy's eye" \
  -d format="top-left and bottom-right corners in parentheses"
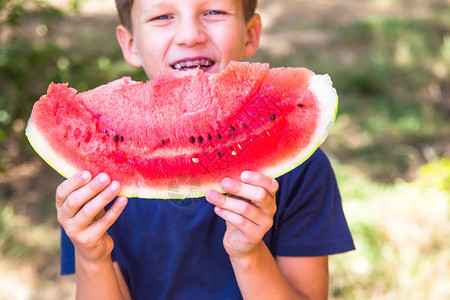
top-left (150, 15), bottom-right (172, 21)
top-left (205, 10), bottom-right (227, 16)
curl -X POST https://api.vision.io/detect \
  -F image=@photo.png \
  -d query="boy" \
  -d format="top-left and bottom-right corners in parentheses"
top-left (57, 0), bottom-right (355, 299)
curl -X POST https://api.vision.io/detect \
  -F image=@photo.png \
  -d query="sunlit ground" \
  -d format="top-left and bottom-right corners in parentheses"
top-left (1, 0), bottom-right (449, 299)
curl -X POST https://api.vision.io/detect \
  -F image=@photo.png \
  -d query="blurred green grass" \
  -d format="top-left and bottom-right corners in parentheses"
top-left (330, 157), bottom-right (449, 299)
top-left (0, 0), bottom-right (449, 299)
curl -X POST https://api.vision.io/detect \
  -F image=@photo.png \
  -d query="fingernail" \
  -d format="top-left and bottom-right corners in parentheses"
top-left (81, 171), bottom-right (91, 181)
top-left (206, 190), bottom-right (215, 201)
top-left (241, 171), bottom-right (250, 181)
top-left (272, 179), bottom-right (279, 191)
top-left (99, 173), bottom-right (110, 184)
top-left (113, 197), bottom-right (127, 212)
top-left (222, 178), bottom-right (232, 189)
top-left (117, 196), bottom-right (127, 205)
top-left (110, 181), bottom-right (120, 192)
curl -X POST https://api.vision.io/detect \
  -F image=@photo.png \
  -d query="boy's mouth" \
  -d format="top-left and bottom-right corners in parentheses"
top-left (170, 58), bottom-right (214, 71)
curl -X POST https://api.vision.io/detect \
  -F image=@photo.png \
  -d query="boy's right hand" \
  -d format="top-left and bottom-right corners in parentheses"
top-left (55, 171), bottom-right (127, 263)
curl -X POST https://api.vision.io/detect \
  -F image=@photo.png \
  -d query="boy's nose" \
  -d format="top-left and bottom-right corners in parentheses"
top-left (174, 18), bottom-right (207, 47)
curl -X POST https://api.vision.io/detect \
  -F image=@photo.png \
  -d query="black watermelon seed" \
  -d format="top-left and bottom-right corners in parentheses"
top-left (162, 139), bottom-right (165, 145)
top-left (103, 129), bottom-right (108, 134)
top-left (217, 134), bottom-right (222, 139)
top-left (242, 123), bottom-right (248, 128)
top-left (270, 114), bottom-right (276, 121)
top-left (208, 134), bottom-right (212, 141)
top-left (298, 104), bottom-right (304, 108)
top-left (114, 135), bottom-right (119, 143)
top-left (190, 136), bottom-right (195, 143)
top-left (120, 136), bottom-right (124, 142)
top-left (198, 136), bottom-right (203, 143)
top-left (230, 126), bottom-right (235, 131)
top-left (218, 152), bottom-right (222, 158)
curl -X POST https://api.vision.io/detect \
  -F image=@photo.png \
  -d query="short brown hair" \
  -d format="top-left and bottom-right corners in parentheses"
top-left (115, 0), bottom-right (257, 32)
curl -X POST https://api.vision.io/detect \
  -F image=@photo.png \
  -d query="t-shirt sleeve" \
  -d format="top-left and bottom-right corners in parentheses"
top-left (273, 148), bottom-right (355, 256)
top-left (60, 227), bottom-right (75, 275)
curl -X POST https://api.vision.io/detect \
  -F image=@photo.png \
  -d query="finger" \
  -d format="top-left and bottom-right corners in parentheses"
top-left (206, 189), bottom-right (261, 222)
top-left (213, 206), bottom-right (264, 241)
top-left (240, 171), bottom-right (279, 196)
top-left (93, 209), bottom-right (106, 221)
top-left (87, 196), bottom-right (128, 238)
top-left (220, 177), bottom-right (273, 209)
top-left (60, 173), bottom-right (112, 219)
top-left (55, 171), bottom-right (92, 208)
top-left (71, 180), bottom-right (122, 229)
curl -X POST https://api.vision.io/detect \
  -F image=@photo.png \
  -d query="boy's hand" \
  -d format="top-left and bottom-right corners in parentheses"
top-left (206, 171), bottom-right (278, 258)
top-left (55, 171), bottom-right (127, 262)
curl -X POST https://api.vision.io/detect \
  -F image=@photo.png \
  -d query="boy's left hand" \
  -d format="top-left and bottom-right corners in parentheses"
top-left (206, 171), bottom-right (279, 258)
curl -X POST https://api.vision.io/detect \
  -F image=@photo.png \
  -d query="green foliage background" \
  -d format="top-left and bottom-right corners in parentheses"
top-left (0, 0), bottom-right (449, 299)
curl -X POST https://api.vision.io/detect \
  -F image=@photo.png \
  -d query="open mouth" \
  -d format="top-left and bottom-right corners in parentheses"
top-left (171, 58), bottom-right (215, 71)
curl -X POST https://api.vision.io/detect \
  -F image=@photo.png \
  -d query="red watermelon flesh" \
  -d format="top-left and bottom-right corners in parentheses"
top-left (25, 61), bottom-right (338, 199)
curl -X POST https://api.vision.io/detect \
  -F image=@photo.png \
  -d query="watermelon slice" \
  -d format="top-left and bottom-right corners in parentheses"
top-left (25, 61), bottom-right (338, 199)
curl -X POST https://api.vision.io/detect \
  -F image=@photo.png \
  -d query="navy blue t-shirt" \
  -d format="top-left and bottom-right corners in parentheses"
top-left (61, 148), bottom-right (354, 299)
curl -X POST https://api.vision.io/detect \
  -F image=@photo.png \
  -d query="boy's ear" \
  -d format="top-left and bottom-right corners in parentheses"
top-left (116, 25), bottom-right (142, 68)
top-left (243, 13), bottom-right (262, 58)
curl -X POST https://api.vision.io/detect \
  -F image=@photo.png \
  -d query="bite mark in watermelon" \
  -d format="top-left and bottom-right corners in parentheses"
top-left (25, 61), bottom-right (338, 199)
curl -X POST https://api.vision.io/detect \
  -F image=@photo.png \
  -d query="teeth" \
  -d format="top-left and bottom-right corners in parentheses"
top-left (173, 59), bottom-right (212, 70)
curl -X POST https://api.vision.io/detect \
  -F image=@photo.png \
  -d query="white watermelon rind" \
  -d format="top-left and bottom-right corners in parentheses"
top-left (25, 73), bottom-right (338, 200)
top-left (26, 122), bottom-right (79, 179)
top-left (255, 73), bottom-right (338, 180)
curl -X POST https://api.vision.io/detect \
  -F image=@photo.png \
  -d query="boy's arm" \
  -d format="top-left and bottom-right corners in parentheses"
top-left (113, 262), bottom-right (133, 300)
top-left (277, 255), bottom-right (329, 299)
top-left (75, 252), bottom-right (125, 300)
top-left (56, 171), bottom-right (128, 300)
top-left (230, 244), bottom-right (329, 300)
top-left (206, 172), bottom-right (328, 300)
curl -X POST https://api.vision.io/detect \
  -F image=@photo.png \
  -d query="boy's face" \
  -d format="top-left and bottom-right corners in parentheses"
top-left (116, 0), bottom-right (261, 79)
